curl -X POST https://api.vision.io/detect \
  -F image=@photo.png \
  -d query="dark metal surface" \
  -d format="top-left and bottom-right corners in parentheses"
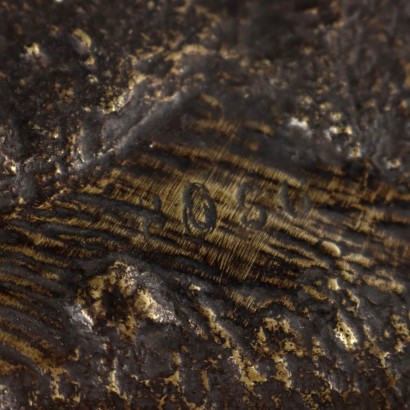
top-left (0, 1), bottom-right (409, 408)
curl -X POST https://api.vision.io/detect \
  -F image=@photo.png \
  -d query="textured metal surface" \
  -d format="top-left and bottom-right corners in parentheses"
top-left (0, 0), bottom-right (409, 408)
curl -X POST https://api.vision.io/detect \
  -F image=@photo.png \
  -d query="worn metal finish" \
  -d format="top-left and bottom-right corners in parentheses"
top-left (0, 0), bottom-right (409, 408)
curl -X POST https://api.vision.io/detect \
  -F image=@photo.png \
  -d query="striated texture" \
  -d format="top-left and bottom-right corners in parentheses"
top-left (0, 0), bottom-right (409, 408)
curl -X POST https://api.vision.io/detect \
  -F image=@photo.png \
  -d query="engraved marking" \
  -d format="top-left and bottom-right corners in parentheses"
top-left (236, 183), bottom-right (267, 229)
top-left (279, 182), bottom-right (311, 218)
top-left (182, 183), bottom-right (217, 236)
top-left (138, 194), bottom-right (166, 238)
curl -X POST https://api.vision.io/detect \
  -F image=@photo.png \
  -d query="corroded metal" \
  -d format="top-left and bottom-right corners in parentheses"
top-left (0, 1), bottom-right (409, 408)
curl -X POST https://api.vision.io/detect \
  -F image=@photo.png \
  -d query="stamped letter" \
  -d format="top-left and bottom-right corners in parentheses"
top-left (279, 182), bottom-right (311, 218)
top-left (139, 194), bottom-right (166, 237)
top-left (236, 183), bottom-right (267, 229)
top-left (182, 183), bottom-right (217, 236)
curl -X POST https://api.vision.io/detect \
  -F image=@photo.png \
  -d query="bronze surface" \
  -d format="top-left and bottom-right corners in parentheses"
top-left (0, 1), bottom-right (409, 408)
